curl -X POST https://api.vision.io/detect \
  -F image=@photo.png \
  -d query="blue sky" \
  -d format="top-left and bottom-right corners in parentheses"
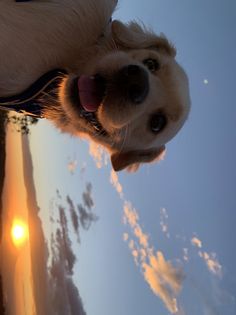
top-left (1, 1), bottom-right (236, 315)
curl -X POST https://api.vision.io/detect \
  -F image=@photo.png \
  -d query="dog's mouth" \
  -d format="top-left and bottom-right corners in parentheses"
top-left (70, 74), bottom-right (108, 136)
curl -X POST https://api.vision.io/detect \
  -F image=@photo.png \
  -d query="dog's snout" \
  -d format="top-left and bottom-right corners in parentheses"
top-left (117, 65), bottom-right (149, 104)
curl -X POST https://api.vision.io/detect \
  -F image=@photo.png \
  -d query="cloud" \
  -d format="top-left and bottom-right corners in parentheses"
top-left (47, 189), bottom-right (100, 315)
top-left (77, 182), bottom-right (98, 230)
top-left (67, 159), bottom-right (78, 174)
top-left (190, 235), bottom-right (222, 278)
top-left (191, 237), bottom-right (202, 248)
top-left (142, 251), bottom-right (183, 314)
top-left (110, 170), bottom-right (123, 199)
top-left (66, 278), bottom-right (87, 315)
top-left (47, 275), bottom-right (86, 315)
top-left (176, 306), bottom-right (186, 315)
top-left (80, 162), bottom-right (87, 176)
top-left (56, 206), bottom-right (76, 275)
top-left (67, 196), bottom-right (80, 237)
top-left (160, 208), bottom-right (170, 238)
top-left (134, 225), bottom-right (149, 248)
top-left (77, 204), bottom-right (98, 230)
top-left (82, 183), bottom-right (94, 209)
top-left (198, 251), bottom-right (222, 278)
top-left (123, 202), bottom-right (184, 314)
top-left (108, 169), bottom-right (184, 314)
top-left (123, 233), bottom-right (129, 242)
top-left (46, 184), bottom-right (99, 315)
top-left (63, 184), bottom-right (97, 241)
top-left (89, 142), bottom-right (108, 169)
top-left (49, 223), bottom-right (86, 315)
top-left (108, 167), bottom-right (226, 314)
top-left (182, 248), bottom-right (189, 262)
top-left (49, 226), bottom-right (86, 315)
top-left (123, 202), bottom-right (139, 228)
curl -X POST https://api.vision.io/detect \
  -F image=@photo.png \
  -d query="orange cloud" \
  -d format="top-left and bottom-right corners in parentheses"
top-left (67, 159), bottom-right (78, 174)
top-left (199, 251), bottom-right (222, 278)
top-left (191, 235), bottom-right (222, 278)
top-left (89, 142), bottom-right (108, 168)
top-left (123, 233), bottom-right (129, 242)
top-left (123, 202), bottom-right (139, 228)
top-left (110, 170), bottom-right (123, 198)
top-left (191, 237), bottom-right (202, 248)
top-left (142, 253), bottom-right (180, 314)
top-left (134, 225), bottom-right (149, 248)
top-left (140, 249), bottom-right (183, 313)
top-left (123, 202), bottom-right (184, 313)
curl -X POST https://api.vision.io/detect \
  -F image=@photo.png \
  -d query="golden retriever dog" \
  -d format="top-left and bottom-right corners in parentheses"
top-left (0, 0), bottom-right (190, 171)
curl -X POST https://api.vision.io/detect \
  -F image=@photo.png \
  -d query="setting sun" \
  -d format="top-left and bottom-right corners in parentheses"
top-left (11, 219), bottom-right (29, 247)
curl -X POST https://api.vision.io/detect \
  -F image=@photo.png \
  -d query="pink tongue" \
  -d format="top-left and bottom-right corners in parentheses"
top-left (78, 75), bottom-right (102, 112)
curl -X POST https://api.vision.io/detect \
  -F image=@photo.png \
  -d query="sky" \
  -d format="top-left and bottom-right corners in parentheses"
top-left (1, 0), bottom-right (236, 315)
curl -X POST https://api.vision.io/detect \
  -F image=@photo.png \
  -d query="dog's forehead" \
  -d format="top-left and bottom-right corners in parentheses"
top-left (128, 48), bottom-right (169, 63)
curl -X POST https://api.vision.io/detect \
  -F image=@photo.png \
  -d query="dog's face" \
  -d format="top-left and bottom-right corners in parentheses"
top-left (58, 21), bottom-right (190, 171)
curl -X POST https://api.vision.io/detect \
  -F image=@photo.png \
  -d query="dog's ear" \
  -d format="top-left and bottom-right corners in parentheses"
top-left (111, 146), bottom-right (166, 172)
top-left (112, 20), bottom-right (176, 57)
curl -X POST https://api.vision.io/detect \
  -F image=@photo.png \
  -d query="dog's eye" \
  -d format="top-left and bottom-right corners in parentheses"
top-left (149, 113), bottom-right (167, 133)
top-left (143, 58), bottom-right (160, 73)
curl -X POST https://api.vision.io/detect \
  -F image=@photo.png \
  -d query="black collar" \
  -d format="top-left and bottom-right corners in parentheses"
top-left (0, 1), bottom-right (66, 118)
top-left (0, 69), bottom-right (67, 118)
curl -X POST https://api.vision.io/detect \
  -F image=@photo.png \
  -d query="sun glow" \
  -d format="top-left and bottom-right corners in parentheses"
top-left (11, 219), bottom-right (29, 247)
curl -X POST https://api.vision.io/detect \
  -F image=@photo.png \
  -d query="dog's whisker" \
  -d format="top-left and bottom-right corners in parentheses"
top-left (110, 37), bottom-right (119, 50)
top-left (117, 125), bottom-right (128, 153)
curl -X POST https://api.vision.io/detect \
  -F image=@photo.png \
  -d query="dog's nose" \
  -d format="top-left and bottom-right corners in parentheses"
top-left (118, 65), bottom-right (149, 104)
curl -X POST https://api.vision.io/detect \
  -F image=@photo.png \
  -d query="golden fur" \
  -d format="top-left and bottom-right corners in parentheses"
top-left (0, 0), bottom-right (190, 171)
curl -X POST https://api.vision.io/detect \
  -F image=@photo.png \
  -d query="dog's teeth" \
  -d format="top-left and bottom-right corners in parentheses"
top-left (82, 110), bottom-right (93, 118)
top-left (79, 107), bottom-right (107, 135)
top-left (92, 121), bottom-right (99, 127)
top-left (93, 124), bottom-right (100, 131)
